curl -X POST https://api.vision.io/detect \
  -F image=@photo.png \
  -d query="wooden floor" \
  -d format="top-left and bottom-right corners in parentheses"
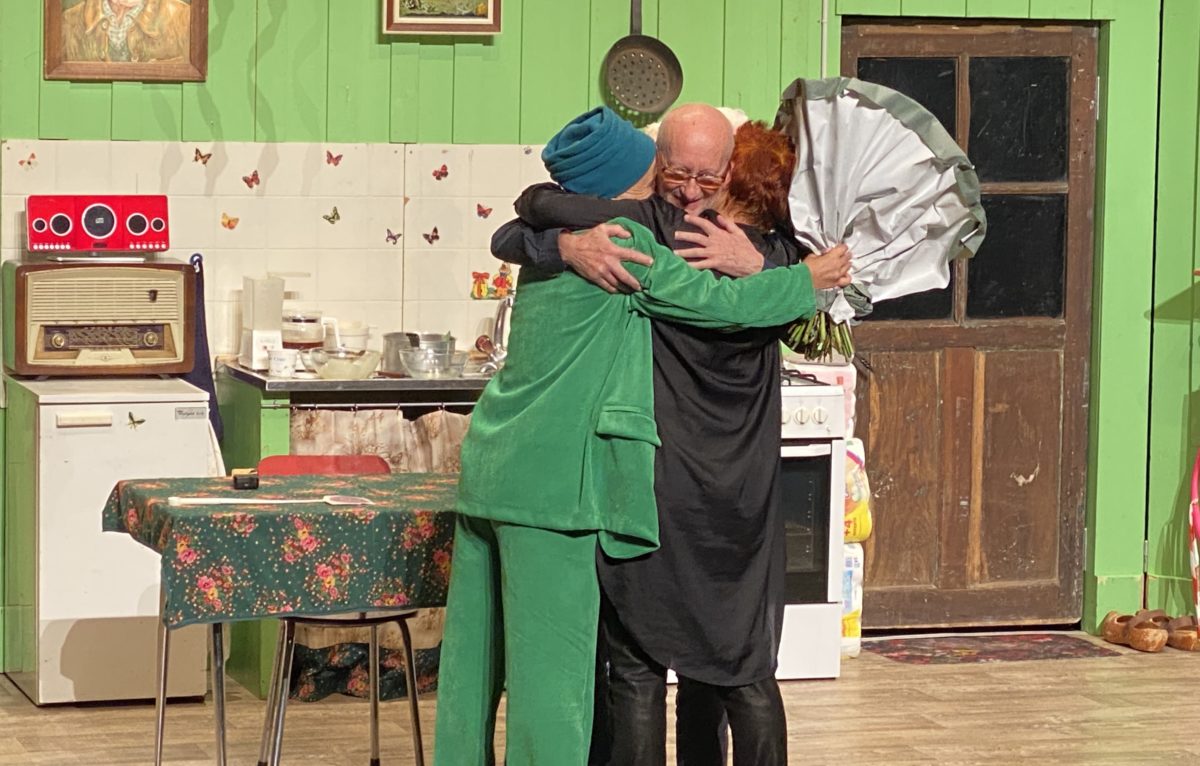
top-left (1, 632), bottom-right (1198, 765)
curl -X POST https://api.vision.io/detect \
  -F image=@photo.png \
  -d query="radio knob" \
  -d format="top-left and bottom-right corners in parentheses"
top-left (50, 332), bottom-right (68, 349)
top-left (794, 407), bottom-right (810, 424)
top-left (813, 407), bottom-right (828, 424)
top-left (141, 330), bottom-right (159, 347)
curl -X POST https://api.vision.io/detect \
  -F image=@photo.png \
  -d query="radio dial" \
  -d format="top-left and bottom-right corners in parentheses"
top-left (141, 330), bottom-right (160, 347)
top-left (50, 332), bottom-right (68, 350)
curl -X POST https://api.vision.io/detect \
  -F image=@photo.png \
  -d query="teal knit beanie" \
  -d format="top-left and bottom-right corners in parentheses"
top-left (541, 107), bottom-right (656, 199)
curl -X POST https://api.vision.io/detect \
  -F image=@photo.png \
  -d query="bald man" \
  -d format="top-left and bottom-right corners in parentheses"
top-left (492, 104), bottom-right (838, 765)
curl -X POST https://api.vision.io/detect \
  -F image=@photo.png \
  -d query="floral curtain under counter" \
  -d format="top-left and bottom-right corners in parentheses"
top-left (286, 407), bottom-right (472, 701)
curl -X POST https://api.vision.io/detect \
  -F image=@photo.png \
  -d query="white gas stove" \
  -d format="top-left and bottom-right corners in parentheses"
top-left (776, 370), bottom-right (846, 680)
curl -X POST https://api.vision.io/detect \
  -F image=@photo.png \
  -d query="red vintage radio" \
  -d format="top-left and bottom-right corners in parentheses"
top-left (26, 194), bottom-right (171, 253)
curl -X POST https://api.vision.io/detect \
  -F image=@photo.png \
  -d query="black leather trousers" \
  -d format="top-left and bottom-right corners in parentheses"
top-left (589, 596), bottom-right (788, 766)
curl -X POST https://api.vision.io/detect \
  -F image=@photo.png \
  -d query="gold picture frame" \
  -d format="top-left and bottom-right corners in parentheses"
top-left (382, 0), bottom-right (501, 36)
top-left (44, 0), bottom-right (208, 82)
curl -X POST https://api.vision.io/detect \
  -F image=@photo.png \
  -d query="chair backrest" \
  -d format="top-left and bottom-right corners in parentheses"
top-left (257, 454), bottom-right (391, 476)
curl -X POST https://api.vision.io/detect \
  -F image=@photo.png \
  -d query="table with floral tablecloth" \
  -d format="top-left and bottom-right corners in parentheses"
top-left (102, 473), bottom-right (458, 628)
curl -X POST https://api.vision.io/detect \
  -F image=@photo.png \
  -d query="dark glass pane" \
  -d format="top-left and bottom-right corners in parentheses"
top-left (857, 57), bottom-right (957, 138)
top-left (968, 57), bottom-right (1069, 182)
top-left (865, 271), bottom-right (954, 321)
top-left (966, 194), bottom-right (1066, 319)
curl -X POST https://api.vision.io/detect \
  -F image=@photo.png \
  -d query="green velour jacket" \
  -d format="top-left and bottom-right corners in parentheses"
top-left (455, 218), bottom-right (816, 559)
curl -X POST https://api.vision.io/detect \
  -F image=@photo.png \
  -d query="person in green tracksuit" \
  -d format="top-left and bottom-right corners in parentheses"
top-left (432, 107), bottom-right (819, 766)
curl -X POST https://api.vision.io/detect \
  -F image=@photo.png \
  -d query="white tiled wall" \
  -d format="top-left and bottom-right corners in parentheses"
top-left (0, 139), bottom-right (549, 358)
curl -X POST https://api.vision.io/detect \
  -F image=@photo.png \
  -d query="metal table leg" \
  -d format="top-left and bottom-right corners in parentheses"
top-left (154, 594), bottom-right (171, 766)
top-left (211, 623), bottom-right (227, 766)
top-left (398, 618), bottom-right (425, 766)
top-left (258, 621), bottom-right (288, 766)
top-left (369, 623), bottom-right (381, 766)
top-left (269, 619), bottom-right (298, 766)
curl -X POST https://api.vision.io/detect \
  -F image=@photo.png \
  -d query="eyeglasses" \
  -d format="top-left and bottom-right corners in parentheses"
top-left (658, 164), bottom-right (726, 193)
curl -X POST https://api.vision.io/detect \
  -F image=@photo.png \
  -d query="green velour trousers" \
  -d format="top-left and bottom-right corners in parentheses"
top-left (433, 514), bottom-right (601, 766)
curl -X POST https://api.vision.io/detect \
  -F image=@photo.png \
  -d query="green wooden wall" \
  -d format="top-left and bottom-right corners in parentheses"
top-left (1147, 0), bottom-right (1200, 619)
top-left (0, 0), bottom-right (829, 145)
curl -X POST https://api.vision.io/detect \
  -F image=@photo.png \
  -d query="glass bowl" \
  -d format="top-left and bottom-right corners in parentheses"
top-left (302, 348), bottom-right (380, 380)
top-left (398, 349), bottom-right (469, 379)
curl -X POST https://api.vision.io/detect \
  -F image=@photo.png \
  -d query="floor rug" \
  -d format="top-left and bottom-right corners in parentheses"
top-left (863, 633), bottom-right (1122, 665)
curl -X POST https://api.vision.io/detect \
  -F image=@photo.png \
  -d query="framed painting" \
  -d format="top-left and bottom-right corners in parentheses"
top-left (44, 0), bottom-right (209, 82)
top-left (383, 0), bottom-right (501, 36)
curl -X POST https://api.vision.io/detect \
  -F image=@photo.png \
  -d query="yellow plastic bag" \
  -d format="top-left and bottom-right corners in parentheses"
top-left (844, 438), bottom-right (873, 543)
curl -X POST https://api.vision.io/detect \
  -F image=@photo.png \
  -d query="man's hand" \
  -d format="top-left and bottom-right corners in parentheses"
top-left (558, 224), bottom-right (652, 293)
top-left (804, 244), bottom-right (853, 290)
top-left (674, 214), bottom-right (764, 277)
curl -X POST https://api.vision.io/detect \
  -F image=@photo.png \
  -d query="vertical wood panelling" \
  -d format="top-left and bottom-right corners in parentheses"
top-left (902, 0), bottom-right (968, 16)
top-left (780, 0), bottom-right (824, 84)
top-left (254, 0), bottom-right (329, 142)
top-left (182, 0), bottom-right (257, 141)
top-left (389, 41), bottom-right (422, 143)
top-left (518, 0), bottom-right (593, 144)
top-left (326, 0), bottom-right (392, 143)
top-left (724, 0), bottom-right (784, 121)
top-left (0, 0), bottom-right (42, 138)
top-left (659, 0), bottom-right (726, 107)
top-left (1086, 2), bottom-right (1162, 627)
top-left (1146, 0), bottom-right (1200, 616)
top-left (965, 0), bottom-right (1031, 16)
top-left (416, 40), bottom-right (455, 143)
top-left (1029, 0), bottom-right (1091, 18)
top-left (112, 84), bottom-right (183, 141)
top-left (453, 0), bottom-right (524, 144)
top-left (39, 82), bottom-right (112, 140)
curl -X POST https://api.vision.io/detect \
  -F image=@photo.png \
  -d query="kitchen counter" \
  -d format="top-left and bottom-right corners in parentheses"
top-left (219, 361), bottom-right (491, 394)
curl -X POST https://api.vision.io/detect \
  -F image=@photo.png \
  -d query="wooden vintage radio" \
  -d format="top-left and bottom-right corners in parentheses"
top-left (3, 261), bottom-right (196, 376)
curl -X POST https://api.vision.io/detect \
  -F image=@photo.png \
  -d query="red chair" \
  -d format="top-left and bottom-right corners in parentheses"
top-left (256, 454), bottom-right (424, 766)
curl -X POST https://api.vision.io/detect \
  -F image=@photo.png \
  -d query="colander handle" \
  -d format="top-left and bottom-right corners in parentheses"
top-left (631, 0), bottom-right (642, 36)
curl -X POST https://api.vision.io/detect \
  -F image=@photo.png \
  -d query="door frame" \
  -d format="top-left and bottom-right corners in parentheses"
top-left (821, 1), bottom-right (1162, 631)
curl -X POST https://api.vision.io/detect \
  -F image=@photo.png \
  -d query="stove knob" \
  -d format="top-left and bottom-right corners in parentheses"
top-left (813, 407), bottom-right (828, 424)
top-left (794, 407), bottom-right (810, 424)
top-left (780, 407), bottom-right (791, 425)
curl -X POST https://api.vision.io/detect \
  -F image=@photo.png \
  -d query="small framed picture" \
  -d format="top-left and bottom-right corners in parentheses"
top-left (383, 0), bottom-right (501, 36)
top-left (44, 0), bottom-right (209, 82)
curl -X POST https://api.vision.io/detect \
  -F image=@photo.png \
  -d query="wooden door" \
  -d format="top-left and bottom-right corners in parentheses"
top-left (842, 23), bottom-right (1098, 628)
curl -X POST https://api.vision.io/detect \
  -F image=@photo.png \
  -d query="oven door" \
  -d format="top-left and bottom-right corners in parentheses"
top-left (780, 439), bottom-right (845, 605)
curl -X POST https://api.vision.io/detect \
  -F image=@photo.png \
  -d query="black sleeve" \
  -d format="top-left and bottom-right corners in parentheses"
top-left (762, 230), bottom-right (808, 269)
top-left (515, 182), bottom-right (655, 231)
top-left (489, 218), bottom-right (567, 273)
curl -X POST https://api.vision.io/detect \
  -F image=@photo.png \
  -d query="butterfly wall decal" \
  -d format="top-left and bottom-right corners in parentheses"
top-left (18, 152), bottom-right (36, 168)
top-left (242, 169), bottom-right (261, 189)
top-left (127, 412), bottom-right (146, 430)
top-left (423, 227), bottom-right (440, 245)
top-left (193, 148), bottom-right (212, 165)
top-left (385, 228), bottom-right (401, 245)
top-left (221, 212), bottom-right (239, 230)
top-left (432, 164), bottom-right (449, 181)
top-left (322, 206), bottom-right (340, 224)
top-left (326, 150), bottom-right (343, 167)
top-left (476, 203), bottom-right (493, 219)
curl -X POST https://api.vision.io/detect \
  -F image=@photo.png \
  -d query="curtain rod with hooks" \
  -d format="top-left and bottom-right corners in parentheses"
top-left (261, 401), bottom-right (479, 411)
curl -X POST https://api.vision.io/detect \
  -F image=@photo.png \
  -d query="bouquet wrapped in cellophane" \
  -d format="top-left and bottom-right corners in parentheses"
top-left (776, 77), bottom-right (987, 361)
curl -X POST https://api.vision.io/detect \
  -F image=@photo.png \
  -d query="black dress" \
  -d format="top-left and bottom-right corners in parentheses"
top-left (496, 186), bottom-right (802, 685)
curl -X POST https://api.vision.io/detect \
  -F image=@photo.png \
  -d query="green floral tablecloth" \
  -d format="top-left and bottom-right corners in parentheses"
top-left (102, 473), bottom-right (458, 628)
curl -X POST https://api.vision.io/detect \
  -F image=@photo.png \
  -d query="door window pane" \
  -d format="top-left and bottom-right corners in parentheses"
top-left (966, 194), bottom-right (1066, 319)
top-left (968, 57), bottom-right (1069, 182)
top-left (865, 271), bottom-right (954, 321)
top-left (857, 57), bottom-right (958, 137)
